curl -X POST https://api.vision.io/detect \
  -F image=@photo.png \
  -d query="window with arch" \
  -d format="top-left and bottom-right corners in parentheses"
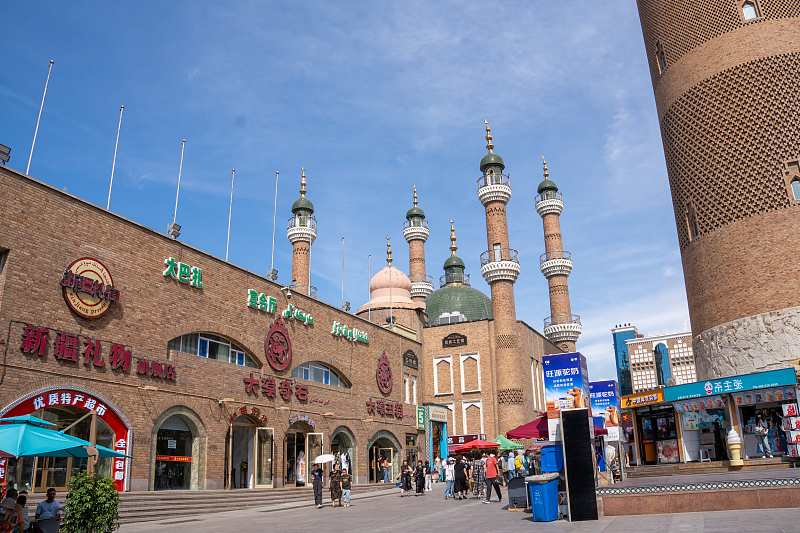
top-left (291, 362), bottom-right (350, 388)
top-left (168, 333), bottom-right (257, 368)
top-left (742, 1), bottom-right (758, 20)
top-left (656, 42), bottom-right (667, 74)
top-left (792, 180), bottom-right (800, 201)
top-left (685, 202), bottom-right (699, 241)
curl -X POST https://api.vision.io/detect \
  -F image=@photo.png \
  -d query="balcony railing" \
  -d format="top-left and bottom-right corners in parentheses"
top-left (480, 248), bottom-right (519, 266)
top-left (544, 314), bottom-right (581, 329)
top-left (289, 283), bottom-right (317, 298)
top-left (287, 215), bottom-right (317, 231)
top-left (440, 273), bottom-right (470, 287)
top-left (410, 274), bottom-right (434, 284)
top-left (535, 191), bottom-right (562, 204)
top-left (477, 173), bottom-right (510, 190)
top-left (540, 250), bottom-right (572, 264)
top-left (403, 219), bottom-right (429, 230)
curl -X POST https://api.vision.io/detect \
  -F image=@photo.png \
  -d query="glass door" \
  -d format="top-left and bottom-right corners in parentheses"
top-left (254, 428), bottom-right (274, 488)
top-left (285, 433), bottom-right (296, 486)
top-left (306, 433), bottom-right (323, 485)
top-left (379, 448), bottom-right (393, 481)
top-left (34, 457), bottom-right (69, 492)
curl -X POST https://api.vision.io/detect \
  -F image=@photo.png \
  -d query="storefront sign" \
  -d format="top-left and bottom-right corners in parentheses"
top-left (229, 405), bottom-right (268, 424)
top-left (366, 397), bottom-right (403, 418)
top-left (0, 458), bottom-right (6, 484)
top-left (265, 318), bottom-right (292, 371)
top-left (376, 351), bottom-right (393, 394)
top-left (331, 321), bottom-right (369, 343)
top-left (622, 390), bottom-right (664, 408)
top-left (20, 323), bottom-right (132, 372)
top-left (732, 386), bottom-right (797, 406)
top-left (60, 258), bottom-right (119, 318)
top-left (289, 414), bottom-right (316, 428)
top-left (163, 257), bottom-right (202, 288)
top-left (403, 349), bottom-right (418, 369)
top-left (447, 434), bottom-right (486, 446)
top-left (429, 406), bottom-right (448, 423)
top-left (663, 368), bottom-right (797, 402)
top-left (136, 358), bottom-right (176, 381)
top-left (590, 380), bottom-right (620, 441)
top-left (442, 333), bottom-right (467, 348)
top-left (3, 388), bottom-right (130, 492)
top-left (416, 406), bottom-right (425, 429)
top-left (282, 303), bottom-right (313, 325)
top-left (243, 373), bottom-right (306, 401)
top-left (247, 290), bottom-right (278, 312)
top-left (155, 455), bottom-right (192, 462)
top-left (674, 395), bottom-right (725, 412)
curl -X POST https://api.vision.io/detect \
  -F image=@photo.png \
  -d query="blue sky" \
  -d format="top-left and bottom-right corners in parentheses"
top-left (0, 1), bottom-right (690, 382)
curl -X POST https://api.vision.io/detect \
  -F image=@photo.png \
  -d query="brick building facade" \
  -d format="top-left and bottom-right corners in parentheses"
top-left (635, 1), bottom-right (800, 379)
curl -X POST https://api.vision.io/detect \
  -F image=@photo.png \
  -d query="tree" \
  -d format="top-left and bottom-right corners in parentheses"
top-left (61, 472), bottom-right (120, 533)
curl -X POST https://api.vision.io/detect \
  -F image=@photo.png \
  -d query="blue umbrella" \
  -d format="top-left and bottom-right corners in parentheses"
top-left (0, 416), bottom-right (130, 458)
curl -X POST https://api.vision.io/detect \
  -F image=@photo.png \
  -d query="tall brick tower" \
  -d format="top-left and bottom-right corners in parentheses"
top-left (536, 158), bottom-right (581, 352)
top-left (404, 186), bottom-right (433, 302)
top-left (286, 168), bottom-right (316, 296)
top-left (477, 121), bottom-right (523, 433)
top-left (636, 2), bottom-right (800, 379)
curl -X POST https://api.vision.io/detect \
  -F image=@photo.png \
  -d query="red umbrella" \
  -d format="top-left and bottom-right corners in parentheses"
top-left (0, 449), bottom-right (14, 458)
top-left (507, 414), bottom-right (548, 439)
top-left (452, 439), bottom-right (500, 453)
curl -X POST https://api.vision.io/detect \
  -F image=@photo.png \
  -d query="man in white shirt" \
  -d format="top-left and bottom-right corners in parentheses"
top-left (444, 458), bottom-right (455, 499)
top-left (35, 488), bottom-right (62, 521)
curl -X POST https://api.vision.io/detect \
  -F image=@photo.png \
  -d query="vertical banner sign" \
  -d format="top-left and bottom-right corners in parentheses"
top-left (543, 352), bottom-right (591, 441)
top-left (589, 380), bottom-right (621, 441)
top-left (416, 405), bottom-right (425, 429)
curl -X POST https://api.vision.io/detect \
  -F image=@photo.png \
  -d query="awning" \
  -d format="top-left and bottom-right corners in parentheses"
top-left (506, 414), bottom-right (548, 440)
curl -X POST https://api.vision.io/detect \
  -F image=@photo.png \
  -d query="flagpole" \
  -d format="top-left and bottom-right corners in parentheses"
top-left (27, 60), bottom-right (54, 175)
top-left (173, 140), bottom-right (185, 225)
top-left (226, 169), bottom-right (235, 261)
top-left (106, 105), bottom-right (124, 210)
top-left (269, 171), bottom-right (279, 279)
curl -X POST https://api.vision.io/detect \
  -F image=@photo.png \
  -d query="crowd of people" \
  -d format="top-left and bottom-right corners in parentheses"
top-left (437, 449), bottom-right (537, 503)
top-left (0, 487), bottom-right (62, 532)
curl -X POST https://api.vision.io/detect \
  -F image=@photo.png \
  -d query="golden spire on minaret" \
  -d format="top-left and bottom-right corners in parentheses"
top-left (413, 185), bottom-right (418, 208)
top-left (484, 120), bottom-right (494, 154)
top-left (386, 236), bottom-right (393, 266)
top-left (449, 219), bottom-right (458, 255)
top-left (300, 167), bottom-right (307, 198)
top-left (542, 156), bottom-right (549, 179)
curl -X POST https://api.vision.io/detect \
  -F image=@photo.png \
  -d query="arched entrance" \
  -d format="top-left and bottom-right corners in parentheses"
top-left (0, 387), bottom-right (132, 493)
top-left (225, 416), bottom-right (273, 489)
top-left (283, 422), bottom-right (322, 487)
top-left (367, 430), bottom-right (401, 484)
top-left (330, 426), bottom-right (356, 482)
top-left (150, 407), bottom-right (205, 491)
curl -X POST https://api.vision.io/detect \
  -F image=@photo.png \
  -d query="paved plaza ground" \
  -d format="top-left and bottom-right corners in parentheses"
top-left (118, 480), bottom-right (800, 532)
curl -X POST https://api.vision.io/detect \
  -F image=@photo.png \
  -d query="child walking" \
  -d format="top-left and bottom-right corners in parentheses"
top-left (341, 468), bottom-right (353, 507)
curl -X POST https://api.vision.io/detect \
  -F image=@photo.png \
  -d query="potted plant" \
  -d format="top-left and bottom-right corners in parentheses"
top-left (61, 472), bottom-right (120, 533)
top-left (240, 461), bottom-right (248, 471)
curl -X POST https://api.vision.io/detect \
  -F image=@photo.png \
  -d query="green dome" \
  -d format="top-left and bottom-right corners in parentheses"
top-left (291, 197), bottom-right (314, 215)
top-left (480, 153), bottom-right (505, 172)
top-left (443, 254), bottom-right (465, 270)
top-left (537, 179), bottom-right (558, 194)
top-left (406, 207), bottom-right (425, 219)
top-left (425, 284), bottom-right (492, 325)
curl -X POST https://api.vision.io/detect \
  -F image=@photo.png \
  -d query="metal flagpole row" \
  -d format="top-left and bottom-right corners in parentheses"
top-left (226, 169), bottom-right (235, 261)
top-left (107, 105), bottom-right (124, 210)
top-left (27, 60), bottom-right (54, 175)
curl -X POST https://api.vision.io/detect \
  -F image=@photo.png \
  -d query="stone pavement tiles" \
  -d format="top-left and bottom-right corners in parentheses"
top-left (118, 481), bottom-right (800, 533)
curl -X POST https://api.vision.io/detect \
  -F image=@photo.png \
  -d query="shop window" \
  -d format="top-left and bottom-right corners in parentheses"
top-left (155, 415), bottom-right (193, 490)
top-left (742, 1), bottom-right (758, 20)
top-left (168, 333), bottom-right (257, 368)
top-left (792, 180), bottom-right (800, 201)
top-left (291, 362), bottom-right (350, 388)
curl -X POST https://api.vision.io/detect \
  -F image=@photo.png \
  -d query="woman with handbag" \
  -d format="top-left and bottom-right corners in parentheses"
top-left (413, 460), bottom-right (425, 496)
top-left (453, 455), bottom-right (469, 500)
top-left (397, 460), bottom-right (413, 497)
top-left (329, 463), bottom-right (342, 508)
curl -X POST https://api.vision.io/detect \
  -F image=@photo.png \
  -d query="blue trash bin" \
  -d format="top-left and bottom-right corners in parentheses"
top-left (526, 473), bottom-right (559, 522)
top-left (540, 445), bottom-right (563, 473)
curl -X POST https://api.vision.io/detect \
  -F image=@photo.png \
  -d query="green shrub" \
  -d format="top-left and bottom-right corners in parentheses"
top-left (61, 472), bottom-right (120, 533)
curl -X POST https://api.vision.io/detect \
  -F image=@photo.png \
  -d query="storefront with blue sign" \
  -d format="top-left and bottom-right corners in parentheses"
top-left (664, 368), bottom-right (798, 462)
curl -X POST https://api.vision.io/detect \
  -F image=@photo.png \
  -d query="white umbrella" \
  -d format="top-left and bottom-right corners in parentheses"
top-left (314, 454), bottom-right (335, 464)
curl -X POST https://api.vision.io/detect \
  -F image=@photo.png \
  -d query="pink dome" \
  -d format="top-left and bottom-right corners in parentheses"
top-left (365, 266), bottom-right (412, 306)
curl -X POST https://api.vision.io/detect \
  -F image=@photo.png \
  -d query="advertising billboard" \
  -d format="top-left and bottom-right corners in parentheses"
top-left (590, 380), bottom-right (621, 441)
top-left (543, 352), bottom-right (590, 440)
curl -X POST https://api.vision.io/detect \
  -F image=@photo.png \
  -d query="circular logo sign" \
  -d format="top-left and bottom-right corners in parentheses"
top-left (265, 317), bottom-right (292, 371)
top-left (376, 351), bottom-right (392, 394)
top-left (60, 257), bottom-right (118, 319)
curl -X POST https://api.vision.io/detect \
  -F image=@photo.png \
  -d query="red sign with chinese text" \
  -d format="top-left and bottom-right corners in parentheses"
top-left (155, 455), bottom-right (192, 462)
top-left (60, 258), bottom-right (119, 319)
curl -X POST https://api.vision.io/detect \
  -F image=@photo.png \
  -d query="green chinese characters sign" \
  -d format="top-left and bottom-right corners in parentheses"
top-left (331, 321), bottom-right (369, 343)
top-left (416, 405), bottom-right (425, 429)
top-left (163, 257), bottom-right (202, 288)
top-left (246, 291), bottom-right (313, 325)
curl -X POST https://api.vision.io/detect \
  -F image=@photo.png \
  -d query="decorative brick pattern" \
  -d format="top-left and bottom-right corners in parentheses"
top-left (597, 476), bottom-right (800, 496)
top-left (495, 334), bottom-right (517, 349)
top-left (498, 388), bottom-right (524, 404)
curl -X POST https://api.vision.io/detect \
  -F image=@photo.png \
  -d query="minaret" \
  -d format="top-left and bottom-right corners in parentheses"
top-left (287, 167), bottom-right (316, 296)
top-left (536, 158), bottom-right (581, 352)
top-left (477, 121), bottom-right (523, 433)
top-left (403, 186), bottom-right (433, 301)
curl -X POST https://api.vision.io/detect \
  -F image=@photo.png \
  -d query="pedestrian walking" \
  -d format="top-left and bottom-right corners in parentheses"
top-left (425, 460), bottom-right (432, 492)
top-left (384, 456), bottom-right (393, 484)
top-left (472, 452), bottom-right (486, 499)
top-left (329, 463), bottom-right (342, 508)
top-left (311, 463), bottom-right (324, 508)
top-left (440, 457), bottom-right (446, 482)
top-left (398, 460), bottom-right (413, 497)
top-left (453, 455), bottom-right (469, 500)
top-left (414, 460), bottom-right (425, 495)
top-left (756, 414), bottom-right (773, 458)
top-left (341, 468), bottom-right (352, 507)
top-left (515, 450), bottom-right (527, 478)
top-left (377, 456), bottom-right (384, 483)
top-left (482, 452), bottom-right (503, 503)
top-left (444, 458), bottom-right (455, 499)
